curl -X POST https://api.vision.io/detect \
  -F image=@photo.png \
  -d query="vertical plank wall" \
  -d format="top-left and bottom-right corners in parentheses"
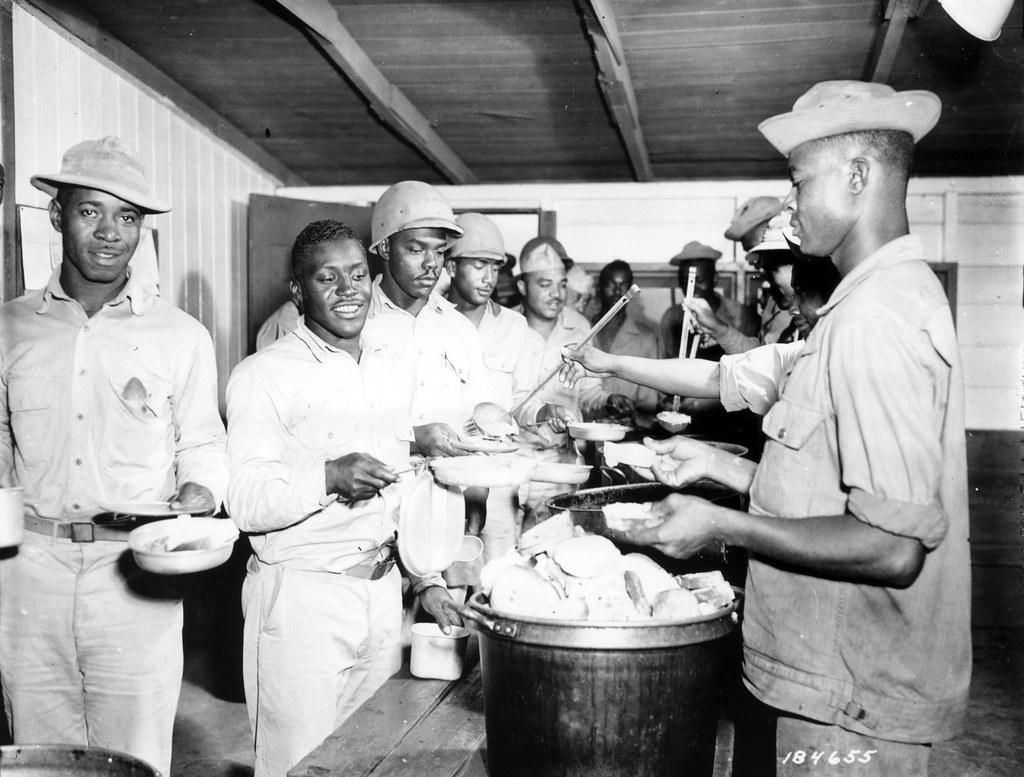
top-left (11, 3), bottom-right (281, 406)
top-left (283, 180), bottom-right (1024, 432)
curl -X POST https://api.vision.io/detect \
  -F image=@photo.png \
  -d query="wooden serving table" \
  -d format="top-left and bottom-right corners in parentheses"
top-left (289, 637), bottom-right (736, 777)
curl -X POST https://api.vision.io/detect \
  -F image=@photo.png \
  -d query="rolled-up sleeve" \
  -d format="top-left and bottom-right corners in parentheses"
top-left (828, 316), bottom-right (949, 548)
top-left (720, 341), bottom-right (804, 415)
top-left (225, 359), bottom-right (330, 533)
top-left (173, 328), bottom-right (228, 507)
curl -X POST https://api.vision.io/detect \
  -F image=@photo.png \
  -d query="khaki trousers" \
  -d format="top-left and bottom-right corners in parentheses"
top-left (241, 558), bottom-right (402, 777)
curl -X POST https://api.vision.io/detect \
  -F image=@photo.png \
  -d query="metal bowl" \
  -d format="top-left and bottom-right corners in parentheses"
top-left (547, 480), bottom-right (741, 536)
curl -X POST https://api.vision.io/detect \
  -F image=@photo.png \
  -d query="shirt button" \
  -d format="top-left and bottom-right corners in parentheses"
top-left (72, 503), bottom-right (81, 510)
top-left (777, 428), bottom-right (786, 440)
top-left (79, 369), bottom-right (86, 376)
top-left (75, 458), bottom-right (82, 465)
top-left (77, 414), bottom-right (84, 420)
top-left (83, 325), bottom-right (90, 333)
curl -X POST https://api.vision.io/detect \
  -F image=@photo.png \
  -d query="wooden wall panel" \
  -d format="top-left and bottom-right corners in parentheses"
top-left (12, 3), bottom-right (281, 408)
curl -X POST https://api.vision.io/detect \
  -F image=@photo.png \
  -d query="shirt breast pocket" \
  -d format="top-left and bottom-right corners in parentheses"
top-left (7, 376), bottom-right (57, 470)
top-left (101, 372), bottom-right (174, 472)
top-left (757, 397), bottom-right (828, 517)
top-left (483, 351), bottom-right (515, 375)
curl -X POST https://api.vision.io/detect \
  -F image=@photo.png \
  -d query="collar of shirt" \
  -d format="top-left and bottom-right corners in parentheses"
top-left (816, 234), bottom-right (924, 318)
top-left (479, 298), bottom-right (505, 324)
top-left (36, 265), bottom-right (154, 316)
top-left (557, 307), bottom-right (590, 334)
top-left (291, 317), bottom-right (363, 364)
top-left (369, 275), bottom-right (456, 318)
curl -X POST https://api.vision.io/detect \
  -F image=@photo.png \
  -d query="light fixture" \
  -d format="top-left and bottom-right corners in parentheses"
top-left (938, 0), bottom-right (1016, 41)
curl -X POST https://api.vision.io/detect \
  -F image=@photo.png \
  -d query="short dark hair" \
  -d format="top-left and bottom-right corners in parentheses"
top-left (820, 129), bottom-right (915, 181)
top-left (290, 220), bottom-right (364, 279)
top-left (792, 258), bottom-right (841, 301)
top-left (598, 259), bottom-right (633, 287)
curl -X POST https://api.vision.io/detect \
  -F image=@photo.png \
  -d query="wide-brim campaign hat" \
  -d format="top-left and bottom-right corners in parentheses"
top-left (724, 196), bottom-right (783, 241)
top-left (31, 136), bottom-right (170, 214)
top-left (669, 240), bottom-right (722, 266)
top-left (758, 80), bottom-right (942, 156)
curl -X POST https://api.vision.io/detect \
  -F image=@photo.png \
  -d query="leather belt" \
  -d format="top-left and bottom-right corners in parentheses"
top-left (342, 545), bottom-right (397, 580)
top-left (23, 515), bottom-right (133, 543)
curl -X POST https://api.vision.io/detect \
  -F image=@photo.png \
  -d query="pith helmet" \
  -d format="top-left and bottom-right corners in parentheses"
top-left (369, 180), bottom-right (462, 255)
top-left (447, 212), bottom-right (505, 263)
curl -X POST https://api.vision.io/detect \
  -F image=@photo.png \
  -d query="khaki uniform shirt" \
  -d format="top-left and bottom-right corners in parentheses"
top-left (744, 236), bottom-right (970, 742)
top-left (226, 321), bottom-right (413, 571)
top-left (593, 314), bottom-right (660, 413)
top-left (364, 277), bottom-right (487, 431)
top-left (0, 268), bottom-right (227, 519)
top-left (475, 300), bottom-right (545, 423)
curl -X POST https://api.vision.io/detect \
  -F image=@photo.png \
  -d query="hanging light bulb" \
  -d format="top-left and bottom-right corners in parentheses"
top-left (938, 0), bottom-right (1016, 41)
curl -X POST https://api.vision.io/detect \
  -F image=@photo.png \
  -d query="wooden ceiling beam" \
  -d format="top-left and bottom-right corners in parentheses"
top-left (272, 0), bottom-right (476, 184)
top-left (21, 0), bottom-right (306, 186)
top-left (865, 0), bottom-right (918, 83)
top-left (577, 0), bottom-right (654, 182)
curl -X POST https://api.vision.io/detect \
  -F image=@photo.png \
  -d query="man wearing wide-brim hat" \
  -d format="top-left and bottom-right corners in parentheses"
top-left (627, 81), bottom-right (968, 776)
top-left (659, 240), bottom-right (757, 360)
top-left (0, 136), bottom-right (227, 775)
top-left (724, 195), bottom-right (783, 253)
top-left (684, 215), bottom-right (800, 354)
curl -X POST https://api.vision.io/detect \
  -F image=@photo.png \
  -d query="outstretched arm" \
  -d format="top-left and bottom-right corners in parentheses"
top-left (627, 494), bottom-right (925, 588)
top-left (560, 343), bottom-right (722, 397)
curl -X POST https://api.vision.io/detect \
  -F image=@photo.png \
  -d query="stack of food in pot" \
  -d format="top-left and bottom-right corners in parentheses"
top-left (479, 512), bottom-right (734, 623)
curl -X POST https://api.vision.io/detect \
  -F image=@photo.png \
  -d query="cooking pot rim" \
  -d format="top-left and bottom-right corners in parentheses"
top-left (464, 590), bottom-right (739, 649)
top-left (0, 744), bottom-right (160, 774)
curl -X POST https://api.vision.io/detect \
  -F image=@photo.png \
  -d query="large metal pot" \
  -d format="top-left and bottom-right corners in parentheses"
top-left (0, 745), bottom-right (160, 776)
top-left (462, 591), bottom-right (737, 777)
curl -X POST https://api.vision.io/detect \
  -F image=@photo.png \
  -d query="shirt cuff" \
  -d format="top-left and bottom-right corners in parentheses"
top-left (307, 455), bottom-right (333, 508)
top-left (410, 573), bottom-right (447, 595)
top-left (847, 487), bottom-right (948, 550)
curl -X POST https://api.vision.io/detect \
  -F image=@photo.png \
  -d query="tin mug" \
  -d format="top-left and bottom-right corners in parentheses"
top-left (0, 486), bottom-right (24, 547)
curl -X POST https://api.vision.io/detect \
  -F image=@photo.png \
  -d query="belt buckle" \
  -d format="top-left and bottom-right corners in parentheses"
top-left (70, 522), bottom-right (96, 543)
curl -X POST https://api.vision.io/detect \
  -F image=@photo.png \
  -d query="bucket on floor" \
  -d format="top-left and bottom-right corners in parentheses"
top-left (0, 744), bottom-right (161, 776)
top-left (460, 591), bottom-right (738, 777)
